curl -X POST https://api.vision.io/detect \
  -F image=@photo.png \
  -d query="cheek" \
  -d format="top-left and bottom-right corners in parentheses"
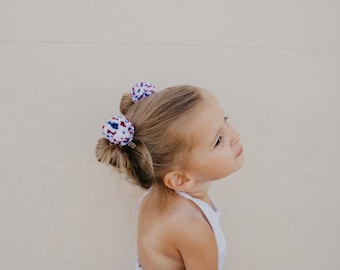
top-left (219, 151), bottom-right (238, 171)
top-left (219, 159), bottom-right (235, 172)
top-left (220, 147), bottom-right (234, 162)
top-left (207, 152), bottom-right (232, 172)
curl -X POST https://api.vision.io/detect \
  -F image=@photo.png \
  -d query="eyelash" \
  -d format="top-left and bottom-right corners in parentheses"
top-left (215, 116), bottom-right (229, 147)
top-left (215, 136), bottom-right (223, 147)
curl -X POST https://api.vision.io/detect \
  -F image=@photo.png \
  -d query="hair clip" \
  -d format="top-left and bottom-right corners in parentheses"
top-left (102, 115), bottom-right (135, 147)
top-left (131, 81), bottom-right (157, 103)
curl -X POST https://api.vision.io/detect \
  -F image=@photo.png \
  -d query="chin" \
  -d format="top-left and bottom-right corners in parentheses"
top-left (236, 154), bottom-right (245, 168)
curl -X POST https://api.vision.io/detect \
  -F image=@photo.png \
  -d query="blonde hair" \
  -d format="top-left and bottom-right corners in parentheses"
top-left (95, 85), bottom-right (204, 193)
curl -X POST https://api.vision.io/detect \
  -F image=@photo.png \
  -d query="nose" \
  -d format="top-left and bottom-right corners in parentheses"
top-left (229, 124), bottom-right (240, 146)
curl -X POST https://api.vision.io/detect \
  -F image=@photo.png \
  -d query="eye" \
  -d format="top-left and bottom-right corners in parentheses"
top-left (215, 136), bottom-right (223, 147)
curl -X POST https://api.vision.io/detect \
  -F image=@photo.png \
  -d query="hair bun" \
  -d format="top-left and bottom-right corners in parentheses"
top-left (131, 81), bottom-right (157, 103)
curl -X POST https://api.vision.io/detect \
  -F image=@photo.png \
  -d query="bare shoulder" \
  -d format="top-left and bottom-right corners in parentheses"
top-left (168, 195), bottom-right (219, 270)
top-left (138, 192), bottom-right (218, 270)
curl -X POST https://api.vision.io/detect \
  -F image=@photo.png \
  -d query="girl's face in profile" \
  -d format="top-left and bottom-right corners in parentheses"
top-left (183, 94), bottom-right (244, 182)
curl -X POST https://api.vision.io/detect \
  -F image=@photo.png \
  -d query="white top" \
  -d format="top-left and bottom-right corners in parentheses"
top-left (135, 191), bottom-right (227, 270)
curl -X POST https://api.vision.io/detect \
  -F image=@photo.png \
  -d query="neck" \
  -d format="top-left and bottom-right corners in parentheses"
top-left (185, 181), bottom-right (212, 206)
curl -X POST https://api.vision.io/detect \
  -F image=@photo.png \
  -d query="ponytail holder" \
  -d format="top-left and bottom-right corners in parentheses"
top-left (102, 116), bottom-right (135, 148)
top-left (131, 81), bottom-right (157, 103)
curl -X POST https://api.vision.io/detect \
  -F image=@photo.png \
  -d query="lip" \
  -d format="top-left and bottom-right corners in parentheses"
top-left (236, 146), bottom-right (243, 157)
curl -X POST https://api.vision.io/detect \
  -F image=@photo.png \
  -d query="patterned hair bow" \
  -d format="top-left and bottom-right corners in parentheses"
top-left (102, 116), bottom-right (135, 148)
top-left (131, 81), bottom-right (157, 103)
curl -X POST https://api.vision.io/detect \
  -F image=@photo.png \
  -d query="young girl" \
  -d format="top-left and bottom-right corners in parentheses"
top-left (95, 81), bottom-right (244, 270)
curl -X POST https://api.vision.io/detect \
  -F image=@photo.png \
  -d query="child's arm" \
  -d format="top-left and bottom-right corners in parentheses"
top-left (175, 215), bottom-right (219, 270)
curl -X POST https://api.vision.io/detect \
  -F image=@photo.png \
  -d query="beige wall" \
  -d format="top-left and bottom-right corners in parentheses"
top-left (1, 1), bottom-right (339, 269)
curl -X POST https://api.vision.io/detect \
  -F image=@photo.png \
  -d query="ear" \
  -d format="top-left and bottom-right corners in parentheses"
top-left (163, 171), bottom-right (195, 191)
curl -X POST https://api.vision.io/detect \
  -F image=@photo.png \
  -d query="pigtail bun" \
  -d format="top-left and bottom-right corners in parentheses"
top-left (95, 137), bottom-right (155, 189)
top-left (120, 93), bottom-right (134, 115)
top-left (95, 138), bottom-right (131, 170)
